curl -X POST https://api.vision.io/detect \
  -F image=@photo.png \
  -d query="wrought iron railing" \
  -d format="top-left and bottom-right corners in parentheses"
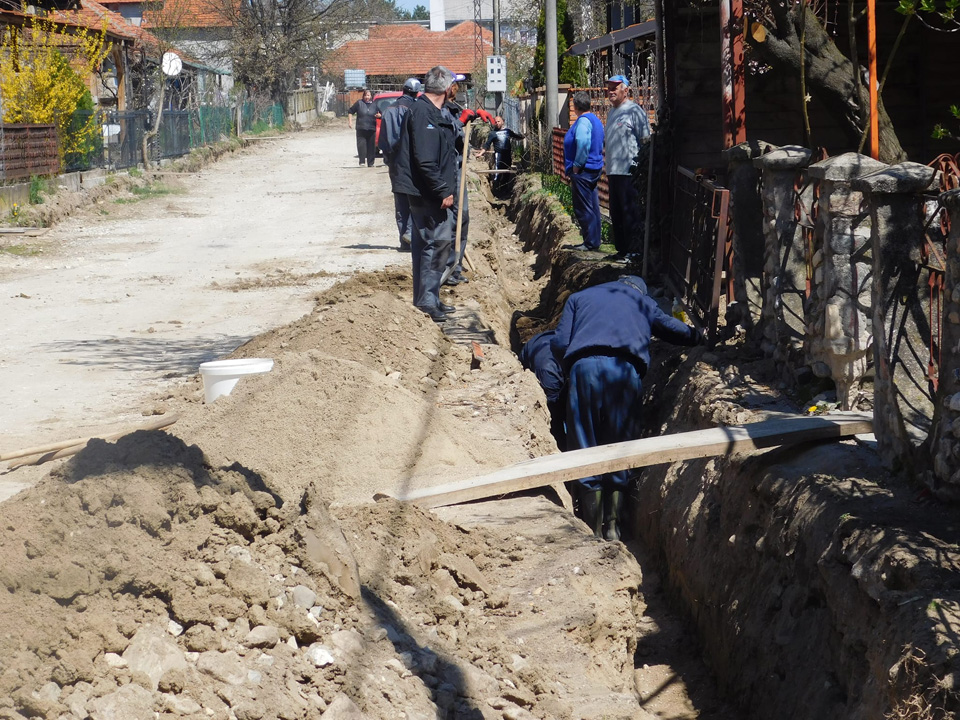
top-left (666, 166), bottom-right (732, 345)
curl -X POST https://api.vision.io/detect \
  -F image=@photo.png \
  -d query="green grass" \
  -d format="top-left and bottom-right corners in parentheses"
top-left (1, 244), bottom-right (41, 256)
top-left (540, 173), bottom-right (613, 244)
top-left (114, 182), bottom-right (179, 204)
top-left (29, 176), bottom-right (50, 205)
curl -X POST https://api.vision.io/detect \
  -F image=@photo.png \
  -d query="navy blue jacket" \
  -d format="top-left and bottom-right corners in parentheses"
top-left (390, 95), bottom-right (458, 204)
top-left (519, 330), bottom-right (563, 403)
top-left (550, 277), bottom-right (699, 374)
top-left (563, 112), bottom-right (604, 173)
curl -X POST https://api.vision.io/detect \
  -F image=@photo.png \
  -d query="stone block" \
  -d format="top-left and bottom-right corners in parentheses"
top-left (723, 139), bottom-right (778, 163)
top-left (122, 625), bottom-right (188, 691)
top-left (852, 162), bottom-right (940, 195)
top-left (807, 152), bottom-right (887, 183)
top-left (754, 145), bottom-right (813, 170)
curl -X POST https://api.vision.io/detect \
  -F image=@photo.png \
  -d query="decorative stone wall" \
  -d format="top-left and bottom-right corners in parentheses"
top-left (853, 162), bottom-right (941, 468)
top-left (752, 145), bottom-right (814, 366)
top-left (805, 153), bottom-right (886, 409)
top-left (933, 189), bottom-right (960, 500)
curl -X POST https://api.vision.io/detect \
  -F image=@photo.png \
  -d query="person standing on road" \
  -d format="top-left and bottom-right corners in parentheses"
top-left (347, 89), bottom-right (380, 168)
top-left (563, 92), bottom-right (605, 251)
top-left (478, 116), bottom-right (524, 199)
top-left (604, 75), bottom-right (650, 262)
top-left (550, 275), bottom-right (702, 541)
top-left (380, 78), bottom-right (422, 252)
top-left (391, 66), bottom-right (459, 323)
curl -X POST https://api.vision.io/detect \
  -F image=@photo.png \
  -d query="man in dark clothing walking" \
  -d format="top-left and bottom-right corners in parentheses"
top-left (380, 77), bottom-right (422, 252)
top-left (390, 66), bottom-right (459, 323)
top-left (551, 276), bottom-right (702, 540)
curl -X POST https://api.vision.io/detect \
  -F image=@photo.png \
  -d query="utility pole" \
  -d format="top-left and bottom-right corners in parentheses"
top-left (493, 0), bottom-right (500, 54)
top-left (544, 0), bottom-right (558, 132)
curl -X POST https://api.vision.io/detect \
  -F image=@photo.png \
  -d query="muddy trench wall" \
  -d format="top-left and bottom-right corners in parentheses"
top-left (505, 175), bottom-right (960, 720)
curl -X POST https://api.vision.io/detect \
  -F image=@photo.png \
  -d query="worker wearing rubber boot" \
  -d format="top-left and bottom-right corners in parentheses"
top-left (550, 275), bottom-right (703, 540)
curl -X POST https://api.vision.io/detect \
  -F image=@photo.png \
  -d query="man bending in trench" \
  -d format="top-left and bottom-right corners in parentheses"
top-left (550, 275), bottom-right (703, 540)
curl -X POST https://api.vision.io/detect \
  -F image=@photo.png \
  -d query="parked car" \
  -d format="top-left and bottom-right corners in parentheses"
top-left (372, 91), bottom-right (405, 155)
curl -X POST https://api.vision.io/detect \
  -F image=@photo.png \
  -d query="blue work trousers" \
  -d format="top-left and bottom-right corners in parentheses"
top-left (607, 174), bottom-right (642, 255)
top-left (571, 168), bottom-right (602, 249)
top-left (409, 198), bottom-right (453, 310)
top-left (566, 355), bottom-right (644, 490)
top-left (393, 192), bottom-right (419, 247)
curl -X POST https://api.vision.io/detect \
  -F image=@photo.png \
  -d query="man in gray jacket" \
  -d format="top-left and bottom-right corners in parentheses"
top-left (380, 77), bottom-right (422, 252)
top-left (604, 75), bottom-right (650, 262)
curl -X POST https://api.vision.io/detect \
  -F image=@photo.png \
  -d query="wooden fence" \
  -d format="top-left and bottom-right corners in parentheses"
top-left (0, 124), bottom-right (59, 181)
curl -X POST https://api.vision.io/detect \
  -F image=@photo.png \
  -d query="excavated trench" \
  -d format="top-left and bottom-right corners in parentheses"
top-left (502, 173), bottom-right (960, 720)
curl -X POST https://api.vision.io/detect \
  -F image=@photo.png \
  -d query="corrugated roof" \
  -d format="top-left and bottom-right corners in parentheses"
top-left (328, 21), bottom-right (492, 77)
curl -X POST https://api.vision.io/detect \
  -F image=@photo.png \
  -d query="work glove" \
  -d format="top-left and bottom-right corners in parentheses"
top-left (458, 108), bottom-right (478, 124)
top-left (475, 109), bottom-right (495, 124)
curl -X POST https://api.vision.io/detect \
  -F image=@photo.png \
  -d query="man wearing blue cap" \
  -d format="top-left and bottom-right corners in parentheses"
top-left (550, 275), bottom-right (702, 540)
top-left (604, 75), bottom-right (651, 262)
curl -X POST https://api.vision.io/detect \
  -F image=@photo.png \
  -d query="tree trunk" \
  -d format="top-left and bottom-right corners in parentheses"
top-left (142, 79), bottom-right (167, 169)
top-left (748, 4), bottom-right (906, 163)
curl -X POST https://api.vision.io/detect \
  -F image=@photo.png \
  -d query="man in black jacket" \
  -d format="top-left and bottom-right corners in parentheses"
top-left (379, 77), bottom-right (422, 252)
top-left (391, 66), bottom-right (459, 322)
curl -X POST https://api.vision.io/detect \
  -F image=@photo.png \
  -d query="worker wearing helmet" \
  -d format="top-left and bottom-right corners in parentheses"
top-left (380, 77), bottom-right (423, 252)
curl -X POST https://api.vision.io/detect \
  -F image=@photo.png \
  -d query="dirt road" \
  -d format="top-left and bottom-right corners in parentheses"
top-left (0, 126), bottom-right (400, 491)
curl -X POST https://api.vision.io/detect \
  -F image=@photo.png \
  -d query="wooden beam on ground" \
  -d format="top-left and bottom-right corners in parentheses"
top-left (393, 413), bottom-right (872, 508)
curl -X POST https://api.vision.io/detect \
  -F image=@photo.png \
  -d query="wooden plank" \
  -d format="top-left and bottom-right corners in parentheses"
top-left (394, 413), bottom-right (872, 508)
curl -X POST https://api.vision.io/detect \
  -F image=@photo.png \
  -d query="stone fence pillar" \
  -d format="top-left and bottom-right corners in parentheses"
top-left (934, 189), bottom-right (960, 500)
top-left (852, 163), bottom-right (941, 469)
top-left (753, 145), bottom-right (814, 367)
top-left (722, 140), bottom-right (776, 329)
top-left (805, 152), bottom-right (887, 409)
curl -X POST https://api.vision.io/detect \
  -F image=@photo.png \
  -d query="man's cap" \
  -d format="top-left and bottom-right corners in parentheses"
top-left (618, 275), bottom-right (647, 294)
top-left (402, 77), bottom-right (422, 94)
top-left (606, 74), bottom-right (629, 87)
top-left (453, 73), bottom-right (466, 82)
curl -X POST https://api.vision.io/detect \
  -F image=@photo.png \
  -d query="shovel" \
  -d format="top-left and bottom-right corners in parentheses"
top-left (440, 120), bottom-right (472, 287)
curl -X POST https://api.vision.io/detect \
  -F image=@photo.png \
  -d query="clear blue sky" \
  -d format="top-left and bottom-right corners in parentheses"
top-left (395, 0), bottom-right (426, 13)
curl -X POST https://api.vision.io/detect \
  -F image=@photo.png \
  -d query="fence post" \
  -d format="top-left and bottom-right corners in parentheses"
top-left (852, 163), bottom-right (942, 470)
top-left (934, 189), bottom-right (960, 499)
top-left (805, 152), bottom-right (887, 409)
top-left (721, 139), bottom-right (776, 331)
top-left (753, 145), bottom-right (814, 366)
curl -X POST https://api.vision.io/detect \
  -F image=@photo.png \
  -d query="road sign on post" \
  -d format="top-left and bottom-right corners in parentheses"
top-left (344, 69), bottom-right (366, 89)
top-left (486, 56), bottom-right (506, 93)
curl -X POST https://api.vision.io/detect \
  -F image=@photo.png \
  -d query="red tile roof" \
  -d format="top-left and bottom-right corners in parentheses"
top-left (328, 21), bottom-right (493, 77)
top-left (143, 0), bottom-right (235, 30)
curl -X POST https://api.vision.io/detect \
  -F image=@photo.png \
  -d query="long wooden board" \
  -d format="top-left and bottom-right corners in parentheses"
top-left (394, 413), bottom-right (872, 508)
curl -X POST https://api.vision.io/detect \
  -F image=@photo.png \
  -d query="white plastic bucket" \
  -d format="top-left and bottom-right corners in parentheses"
top-left (199, 358), bottom-right (274, 404)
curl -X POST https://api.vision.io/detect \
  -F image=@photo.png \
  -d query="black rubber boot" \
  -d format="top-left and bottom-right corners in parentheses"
top-left (604, 489), bottom-right (624, 542)
top-left (578, 488), bottom-right (603, 538)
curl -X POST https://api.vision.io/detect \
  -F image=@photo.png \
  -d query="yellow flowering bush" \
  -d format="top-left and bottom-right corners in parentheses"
top-left (0, 11), bottom-right (109, 165)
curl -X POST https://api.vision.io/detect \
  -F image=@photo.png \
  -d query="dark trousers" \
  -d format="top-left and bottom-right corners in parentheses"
top-left (356, 129), bottom-right (376, 166)
top-left (491, 151), bottom-right (513, 198)
top-left (566, 355), bottom-right (644, 490)
top-left (607, 174), bottom-right (641, 254)
top-left (393, 192), bottom-right (418, 247)
top-left (445, 178), bottom-right (469, 273)
top-left (571, 168), bottom-right (602, 249)
top-left (409, 199), bottom-right (453, 310)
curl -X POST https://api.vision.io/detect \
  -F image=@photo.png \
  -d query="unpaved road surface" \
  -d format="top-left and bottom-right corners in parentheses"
top-left (0, 126), bottom-right (399, 492)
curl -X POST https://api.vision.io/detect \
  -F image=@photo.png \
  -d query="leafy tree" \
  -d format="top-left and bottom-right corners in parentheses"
top-left (532, 0), bottom-right (587, 87)
top-left (410, 4), bottom-right (429, 19)
top-left (0, 12), bottom-right (109, 166)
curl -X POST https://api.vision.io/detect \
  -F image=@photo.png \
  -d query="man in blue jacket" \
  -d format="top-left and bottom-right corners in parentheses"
top-left (551, 275), bottom-right (702, 540)
top-left (391, 66), bottom-right (459, 322)
top-left (563, 92), bottom-right (605, 251)
top-left (380, 78), bottom-right (422, 253)
top-left (519, 329), bottom-right (566, 448)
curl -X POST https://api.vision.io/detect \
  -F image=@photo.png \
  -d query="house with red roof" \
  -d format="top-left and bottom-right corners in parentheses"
top-left (326, 21), bottom-right (493, 87)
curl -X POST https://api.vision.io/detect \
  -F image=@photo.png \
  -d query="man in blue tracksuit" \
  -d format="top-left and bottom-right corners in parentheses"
top-left (551, 275), bottom-right (702, 540)
top-left (380, 78), bottom-right (422, 253)
top-left (563, 92), bottom-right (605, 250)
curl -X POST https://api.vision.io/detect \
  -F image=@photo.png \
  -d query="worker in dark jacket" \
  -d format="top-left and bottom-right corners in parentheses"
top-left (380, 77), bottom-right (422, 252)
top-left (391, 66), bottom-right (459, 322)
top-left (551, 275), bottom-right (702, 540)
top-left (519, 329), bottom-right (566, 448)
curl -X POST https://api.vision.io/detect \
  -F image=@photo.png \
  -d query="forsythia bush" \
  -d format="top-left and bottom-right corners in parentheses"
top-left (0, 12), bottom-right (109, 164)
